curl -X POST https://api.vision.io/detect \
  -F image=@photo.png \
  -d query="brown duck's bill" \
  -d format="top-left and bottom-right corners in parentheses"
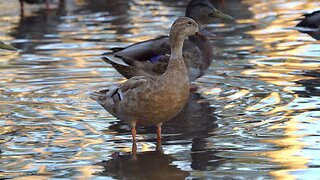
top-left (196, 28), bottom-right (216, 37)
top-left (209, 8), bottom-right (234, 20)
top-left (0, 42), bottom-right (18, 51)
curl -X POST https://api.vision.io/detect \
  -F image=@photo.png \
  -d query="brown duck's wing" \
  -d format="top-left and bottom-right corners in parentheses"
top-left (89, 76), bottom-right (156, 115)
top-left (120, 76), bottom-right (156, 93)
top-left (112, 35), bottom-right (171, 62)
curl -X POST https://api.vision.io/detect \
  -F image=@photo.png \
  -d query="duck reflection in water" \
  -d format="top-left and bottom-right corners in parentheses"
top-left (10, 2), bottom-right (67, 53)
top-left (295, 71), bottom-right (320, 97)
top-left (295, 10), bottom-right (320, 40)
top-left (94, 141), bottom-right (189, 180)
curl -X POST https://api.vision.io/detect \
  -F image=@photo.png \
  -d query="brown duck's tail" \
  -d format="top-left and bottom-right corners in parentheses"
top-left (89, 89), bottom-right (109, 102)
top-left (90, 86), bottom-right (122, 110)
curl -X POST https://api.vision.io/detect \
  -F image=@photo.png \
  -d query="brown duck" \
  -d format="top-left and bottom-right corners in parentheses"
top-left (90, 17), bottom-right (214, 151)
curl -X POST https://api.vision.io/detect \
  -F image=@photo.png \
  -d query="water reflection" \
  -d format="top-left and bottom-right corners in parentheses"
top-left (95, 147), bottom-right (190, 180)
top-left (0, 0), bottom-right (320, 179)
top-left (94, 135), bottom-right (190, 179)
top-left (240, 1), bottom-right (320, 179)
top-left (10, 9), bottom-right (65, 53)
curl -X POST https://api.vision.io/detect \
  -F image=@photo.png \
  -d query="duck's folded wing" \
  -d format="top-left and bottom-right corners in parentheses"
top-left (120, 76), bottom-right (156, 93)
top-left (90, 76), bottom-right (156, 105)
top-left (111, 35), bottom-right (171, 61)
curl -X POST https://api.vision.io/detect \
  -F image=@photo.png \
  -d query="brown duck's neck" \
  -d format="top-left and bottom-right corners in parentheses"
top-left (163, 34), bottom-right (188, 79)
top-left (169, 34), bottom-right (184, 60)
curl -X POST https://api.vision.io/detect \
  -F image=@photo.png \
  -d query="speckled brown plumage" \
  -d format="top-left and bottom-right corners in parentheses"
top-left (90, 17), bottom-right (202, 148)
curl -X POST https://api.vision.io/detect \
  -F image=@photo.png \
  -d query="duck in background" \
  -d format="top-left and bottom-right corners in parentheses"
top-left (19, 0), bottom-right (49, 15)
top-left (90, 17), bottom-right (214, 154)
top-left (296, 10), bottom-right (320, 40)
top-left (0, 41), bottom-right (18, 51)
top-left (19, 0), bottom-right (64, 16)
top-left (101, 0), bottom-right (233, 82)
top-left (20, 0), bottom-right (49, 9)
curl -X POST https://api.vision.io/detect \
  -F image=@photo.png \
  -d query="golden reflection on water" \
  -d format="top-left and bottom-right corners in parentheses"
top-left (262, 114), bottom-right (309, 180)
top-left (242, 0), bottom-right (319, 179)
top-left (0, 0), bottom-right (320, 179)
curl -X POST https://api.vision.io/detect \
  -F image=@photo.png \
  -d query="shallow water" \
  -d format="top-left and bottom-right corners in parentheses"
top-left (0, 0), bottom-right (319, 179)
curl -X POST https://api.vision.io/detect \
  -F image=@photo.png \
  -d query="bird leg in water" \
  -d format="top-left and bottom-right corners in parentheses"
top-left (156, 123), bottom-right (162, 143)
top-left (132, 141), bottom-right (137, 156)
top-left (156, 123), bottom-right (163, 152)
top-left (130, 121), bottom-right (137, 155)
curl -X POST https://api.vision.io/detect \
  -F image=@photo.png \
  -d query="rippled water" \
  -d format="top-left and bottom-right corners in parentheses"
top-left (0, 0), bottom-right (319, 179)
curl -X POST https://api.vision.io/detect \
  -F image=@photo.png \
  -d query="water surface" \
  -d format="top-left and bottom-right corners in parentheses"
top-left (0, 0), bottom-right (319, 179)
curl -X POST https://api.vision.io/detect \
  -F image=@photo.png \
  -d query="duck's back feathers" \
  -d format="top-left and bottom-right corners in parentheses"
top-left (102, 35), bottom-right (206, 81)
top-left (113, 35), bottom-right (170, 62)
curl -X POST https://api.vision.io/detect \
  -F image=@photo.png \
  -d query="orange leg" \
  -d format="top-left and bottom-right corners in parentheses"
top-left (131, 127), bottom-right (137, 143)
top-left (131, 127), bottom-right (137, 155)
top-left (156, 123), bottom-right (162, 143)
top-left (156, 123), bottom-right (163, 152)
top-left (132, 141), bottom-right (137, 156)
top-left (130, 122), bottom-right (137, 155)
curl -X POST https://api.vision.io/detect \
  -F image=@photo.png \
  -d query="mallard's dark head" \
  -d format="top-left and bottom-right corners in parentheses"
top-left (185, 0), bottom-right (233, 24)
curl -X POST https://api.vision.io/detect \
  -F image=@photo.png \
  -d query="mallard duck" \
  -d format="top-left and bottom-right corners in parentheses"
top-left (296, 10), bottom-right (320, 40)
top-left (90, 17), bottom-right (214, 150)
top-left (0, 41), bottom-right (18, 51)
top-left (101, 0), bottom-right (233, 81)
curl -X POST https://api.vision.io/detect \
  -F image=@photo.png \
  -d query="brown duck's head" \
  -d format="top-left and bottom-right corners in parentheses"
top-left (170, 17), bottom-right (199, 39)
top-left (170, 17), bottom-right (215, 40)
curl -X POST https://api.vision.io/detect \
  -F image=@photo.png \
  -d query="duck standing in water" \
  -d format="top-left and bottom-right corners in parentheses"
top-left (90, 17), bottom-right (214, 153)
top-left (101, 0), bottom-right (233, 82)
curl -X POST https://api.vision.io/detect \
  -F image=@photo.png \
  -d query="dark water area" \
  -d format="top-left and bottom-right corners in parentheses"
top-left (0, 0), bottom-right (319, 179)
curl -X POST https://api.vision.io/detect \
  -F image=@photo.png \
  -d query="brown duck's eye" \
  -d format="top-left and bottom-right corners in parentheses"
top-left (187, 21), bottom-right (192, 25)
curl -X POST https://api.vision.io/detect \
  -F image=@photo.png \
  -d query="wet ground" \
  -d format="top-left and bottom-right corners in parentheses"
top-left (0, 0), bottom-right (319, 179)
